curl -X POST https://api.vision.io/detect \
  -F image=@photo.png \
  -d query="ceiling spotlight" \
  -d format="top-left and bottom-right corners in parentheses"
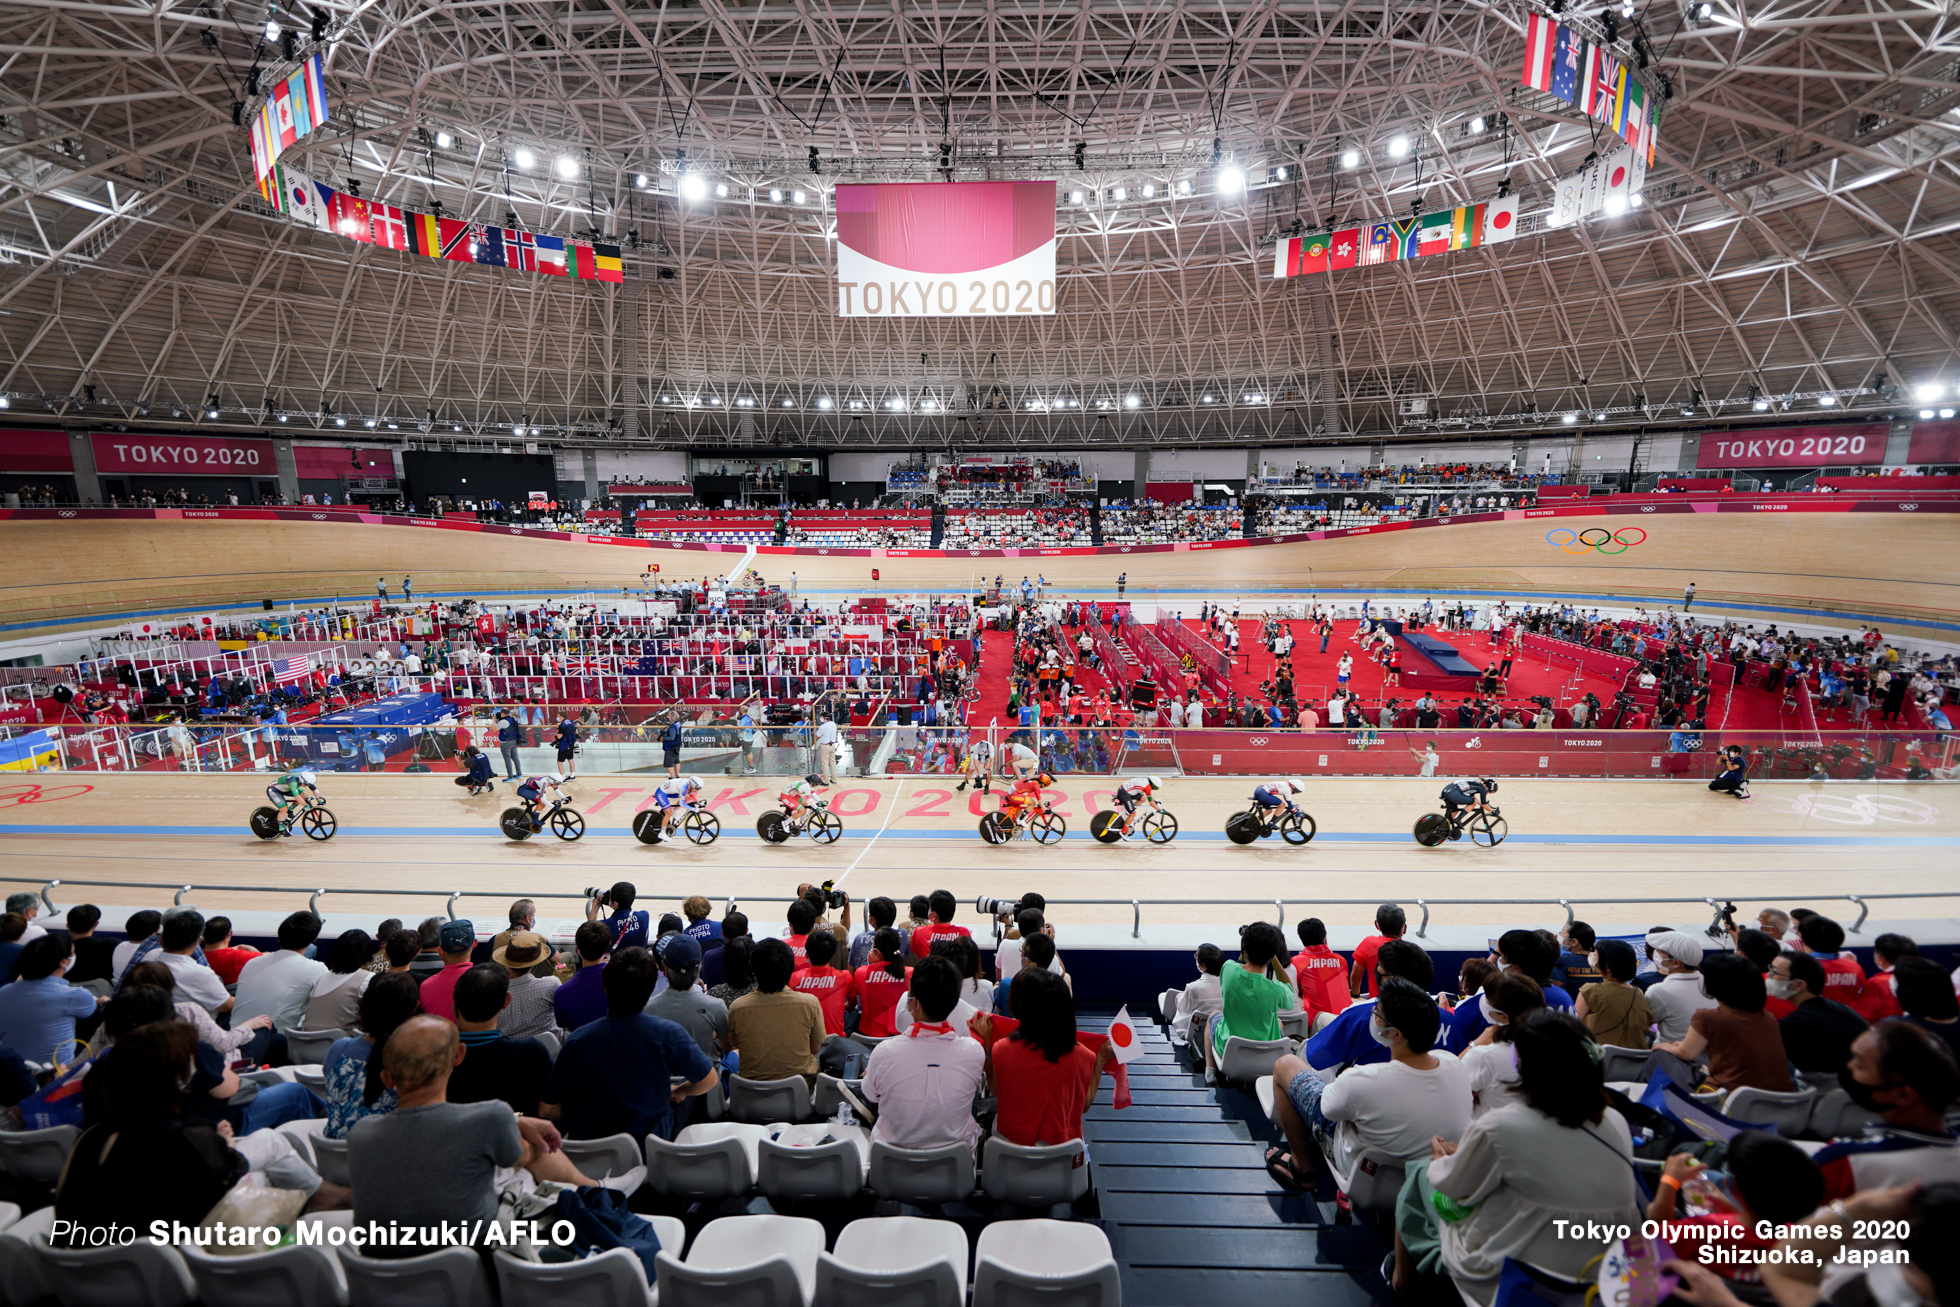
top-left (713, 183), bottom-right (729, 198)
top-left (1942, 408), bottom-right (1956, 419)
top-left (791, 189), bottom-right (806, 203)
top-left (387, 421), bottom-right (398, 429)
top-left (635, 173), bottom-right (649, 188)
top-left (1112, 186), bottom-right (1127, 201)
top-left (453, 423), bottom-right (463, 432)
top-left (1916, 383), bottom-right (1944, 401)
top-left (1126, 395), bottom-right (1140, 408)
top-left (679, 174), bottom-right (708, 202)
top-left (1142, 183), bottom-right (1157, 198)
top-left (1754, 398), bottom-right (1771, 411)
top-left (264, 19), bottom-right (281, 40)
top-left (1340, 148), bottom-right (1361, 168)
top-left (1630, 193), bottom-right (1644, 207)
top-left (1604, 195), bottom-right (1627, 215)
top-left (1693, 1), bottom-right (1711, 17)
top-left (1217, 167), bottom-right (1245, 195)
top-left (817, 397), bottom-right (832, 409)
top-left (1070, 190), bottom-right (1085, 204)
top-left (769, 188), bottom-right (783, 202)
top-left (1919, 409), bottom-right (1936, 420)
top-left (277, 413), bottom-right (288, 422)
top-left (1470, 116), bottom-right (1487, 134)
top-left (1818, 394), bottom-right (1837, 405)
top-left (1388, 135), bottom-right (1410, 158)
top-left (1176, 179), bottom-right (1191, 194)
top-left (206, 406), bottom-right (220, 419)
top-left (1594, 411), bottom-right (1608, 420)
top-left (365, 418), bottom-right (377, 428)
top-left (512, 147), bottom-right (535, 169)
top-left (555, 156), bottom-right (579, 178)
top-left (0, 397), bottom-right (8, 408)
top-left (435, 131), bottom-right (454, 149)
top-left (334, 416), bottom-right (347, 426)
top-left (708, 396), bottom-right (721, 405)
top-left (1202, 393), bottom-right (1216, 403)
top-left (921, 399), bottom-right (938, 411)
top-left (1562, 412), bottom-right (1578, 424)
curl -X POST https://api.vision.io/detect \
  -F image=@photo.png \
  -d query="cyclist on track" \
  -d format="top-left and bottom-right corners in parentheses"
top-left (1250, 777), bottom-right (1308, 828)
top-left (266, 767), bottom-right (320, 836)
top-left (1111, 774), bottom-right (1167, 841)
top-left (780, 773), bottom-right (829, 828)
top-left (515, 772), bottom-right (571, 829)
top-left (652, 775), bottom-right (704, 837)
top-left (1440, 776), bottom-right (1499, 824)
top-left (1001, 772), bottom-right (1055, 831)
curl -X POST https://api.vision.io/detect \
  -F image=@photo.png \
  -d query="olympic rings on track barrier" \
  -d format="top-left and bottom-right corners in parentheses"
top-left (1546, 526), bottom-right (1647, 555)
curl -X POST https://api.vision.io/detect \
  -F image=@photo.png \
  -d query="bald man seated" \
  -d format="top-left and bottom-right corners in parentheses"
top-left (346, 1014), bottom-right (644, 1256)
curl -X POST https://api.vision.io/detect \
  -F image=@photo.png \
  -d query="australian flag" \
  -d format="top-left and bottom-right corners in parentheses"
top-left (474, 225), bottom-right (507, 267)
top-left (1549, 27), bottom-right (1588, 106)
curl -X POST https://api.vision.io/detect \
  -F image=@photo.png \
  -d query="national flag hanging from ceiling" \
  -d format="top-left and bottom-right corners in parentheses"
top-left (1273, 192), bottom-right (1522, 278)
top-left (247, 51), bottom-right (329, 181)
top-left (1521, 12), bottom-right (1557, 92)
top-left (535, 234), bottom-right (568, 275)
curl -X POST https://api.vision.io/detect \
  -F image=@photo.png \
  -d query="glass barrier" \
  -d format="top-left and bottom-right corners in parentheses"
top-left (5, 717), bottom-right (1951, 781)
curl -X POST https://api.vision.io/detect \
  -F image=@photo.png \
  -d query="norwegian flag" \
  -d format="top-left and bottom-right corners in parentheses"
top-left (272, 657), bottom-right (311, 686)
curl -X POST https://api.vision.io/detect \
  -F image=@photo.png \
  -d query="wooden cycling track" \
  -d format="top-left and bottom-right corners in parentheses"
top-left (3, 510), bottom-right (1957, 638)
top-left (2, 774), bottom-right (1953, 942)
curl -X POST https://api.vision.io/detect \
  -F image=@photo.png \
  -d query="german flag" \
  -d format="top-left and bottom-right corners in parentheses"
top-left (408, 211), bottom-right (444, 258)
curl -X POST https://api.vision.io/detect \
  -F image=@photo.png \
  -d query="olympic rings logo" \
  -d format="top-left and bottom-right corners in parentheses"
top-left (0, 783), bottom-right (95, 808)
top-left (1547, 526), bottom-right (1646, 555)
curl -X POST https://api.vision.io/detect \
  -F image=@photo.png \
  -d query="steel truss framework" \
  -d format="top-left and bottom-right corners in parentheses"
top-left (0, 0), bottom-right (1957, 454)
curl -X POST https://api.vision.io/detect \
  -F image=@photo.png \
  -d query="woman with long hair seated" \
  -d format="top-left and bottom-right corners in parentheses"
top-left (979, 969), bottom-right (1112, 1147)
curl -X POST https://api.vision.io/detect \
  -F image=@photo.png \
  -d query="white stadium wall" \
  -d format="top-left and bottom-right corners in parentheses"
top-left (593, 451), bottom-right (690, 482)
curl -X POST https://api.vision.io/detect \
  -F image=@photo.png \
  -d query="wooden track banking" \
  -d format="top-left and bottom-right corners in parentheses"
top-left (4, 513), bottom-right (1955, 636)
top-left (2, 774), bottom-right (1952, 932)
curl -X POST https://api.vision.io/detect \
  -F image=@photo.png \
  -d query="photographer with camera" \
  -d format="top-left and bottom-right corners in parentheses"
top-left (585, 881), bottom-right (651, 952)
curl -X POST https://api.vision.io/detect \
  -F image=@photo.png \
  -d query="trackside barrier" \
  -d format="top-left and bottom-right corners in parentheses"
top-left (12, 881), bottom-right (1943, 939)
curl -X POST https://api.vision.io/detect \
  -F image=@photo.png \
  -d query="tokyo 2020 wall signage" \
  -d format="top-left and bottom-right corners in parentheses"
top-left (1694, 424), bottom-right (1887, 470)
top-left (90, 433), bottom-right (275, 476)
top-left (835, 181), bottom-right (1057, 318)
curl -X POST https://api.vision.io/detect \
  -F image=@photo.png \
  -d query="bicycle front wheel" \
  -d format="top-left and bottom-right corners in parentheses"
top-left (300, 807), bottom-right (337, 841)
top-left (1472, 814), bottom-right (1507, 848)
top-left (1280, 811), bottom-right (1316, 845)
top-left (1031, 811), bottom-right (1066, 845)
top-left (1142, 810), bottom-right (1178, 844)
top-left (809, 811), bottom-right (842, 845)
top-left (550, 808), bottom-right (586, 841)
top-left (683, 810), bottom-right (721, 845)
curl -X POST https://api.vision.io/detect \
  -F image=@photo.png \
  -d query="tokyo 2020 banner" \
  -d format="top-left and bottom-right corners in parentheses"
top-left (835, 181), bottom-right (1057, 318)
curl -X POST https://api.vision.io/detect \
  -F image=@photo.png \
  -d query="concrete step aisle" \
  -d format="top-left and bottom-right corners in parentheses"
top-left (1077, 1004), bottom-right (1392, 1306)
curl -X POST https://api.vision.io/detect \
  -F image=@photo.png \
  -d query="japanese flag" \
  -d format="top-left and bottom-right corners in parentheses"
top-left (1107, 1005), bottom-right (1144, 1064)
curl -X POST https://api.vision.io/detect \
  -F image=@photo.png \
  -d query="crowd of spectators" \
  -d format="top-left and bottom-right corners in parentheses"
top-left (1100, 500), bottom-right (1242, 543)
top-left (1258, 461), bottom-right (1552, 489)
top-left (941, 506), bottom-right (1092, 548)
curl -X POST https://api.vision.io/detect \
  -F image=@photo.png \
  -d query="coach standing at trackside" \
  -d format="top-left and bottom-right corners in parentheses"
top-left (496, 707), bottom-right (523, 781)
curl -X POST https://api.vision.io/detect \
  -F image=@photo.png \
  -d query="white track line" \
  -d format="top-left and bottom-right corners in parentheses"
top-left (834, 777), bottom-right (905, 887)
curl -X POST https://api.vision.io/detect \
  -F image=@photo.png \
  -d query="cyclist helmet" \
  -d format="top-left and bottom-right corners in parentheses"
top-left (543, 772), bottom-right (567, 785)
top-left (804, 773), bottom-right (825, 787)
top-left (1479, 777), bottom-right (1499, 793)
top-left (1288, 778), bottom-right (1309, 793)
top-left (1037, 773), bottom-right (1055, 787)
top-left (296, 769), bottom-right (318, 786)
top-left (682, 776), bottom-right (702, 793)
top-left (1143, 775), bottom-right (1166, 790)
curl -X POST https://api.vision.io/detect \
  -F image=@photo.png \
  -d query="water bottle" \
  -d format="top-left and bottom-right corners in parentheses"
top-left (833, 1102), bottom-right (855, 1127)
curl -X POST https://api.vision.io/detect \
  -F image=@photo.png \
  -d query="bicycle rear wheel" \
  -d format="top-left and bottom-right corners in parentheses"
top-left (1031, 811), bottom-right (1066, 845)
top-left (1413, 813), bottom-right (1449, 847)
top-left (1280, 811), bottom-right (1316, 845)
top-left (810, 811), bottom-right (842, 844)
top-left (631, 811), bottom-right (664, 845)
top-left (978, 813), bottom-right (1011, 844)
top-left (249, 807), bottom-right (281, 840)
top-left (1224, 812), bottom-right (1259, 845)
top-left (757, 811), bottom-right (789, 843)
top-left (1472, 814), bottom-right (1508, 848)
top-left (1089, 810), bottom-right (1123, 844)
top-left (683, 810), bottom-right (721, 845)
top-left (550, 808), bottom-right (585, 841)
top-left (300, 807), bottom-right (337, 841)
top-left (500, 808), bottom-right (534, 842)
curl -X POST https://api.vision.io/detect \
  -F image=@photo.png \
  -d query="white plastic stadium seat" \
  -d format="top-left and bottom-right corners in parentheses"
top-left (981, 1136), bottom-right (1091, 1207)
top-left (729, 1074), bottom-right (813, 1124)
top-left (757, 1136), bottom-right (865, 1203)
top-left (560, 1132), bottom-right (644, 1182)
top-left (865, 1140), bottom-right (977, 1205)
top-left (814, 1216), bottom-right (969, 1307)
top-left (1723, 1085), bottom-right (1819, 1137)
top-left (653, 1214), bottom-right (826, 1307)
top-left (972, 1219), bottom-right (1120, 1307)
top-left (0, 1126), bottom-right (79, 1183)
top-left (492, 1215), bottom-right (683, 1307)
top-left (1597, 1046), bottom-right (1654, 1086)
top-left (0, 1205), bottom-right (56, 1307)
top-left (308, 1132), bottom-right (352, 1186)
top-left (38, 1240), bottom-right (198, 1307)
top-left (181, 1241), bottom-right (349, 1307)
top-left (283, 1028), bottom-right (351, 1066)
top-left (643, 1123), bottom-right (768, 1200)
top-left (338, 1245), bottom-right (495, 1307)
top-left (1254, 1075), bottom-right (1281, 1126)
top-left (1327, 1145), bottom-right (1407, 1214)
top-left (1218, 1036), bottom-right (1294, 1085)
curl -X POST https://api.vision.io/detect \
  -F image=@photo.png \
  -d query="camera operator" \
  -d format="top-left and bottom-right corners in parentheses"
top-left (1569, 692), bottom-right (1597, 729)
top-left (585, 880), bottom-right (651, 951)
top-left (793, 882), bottom-right (852, 943)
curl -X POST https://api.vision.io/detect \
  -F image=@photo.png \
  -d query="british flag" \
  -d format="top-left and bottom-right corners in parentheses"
top-left (272, 657), bottom-right (311, 686)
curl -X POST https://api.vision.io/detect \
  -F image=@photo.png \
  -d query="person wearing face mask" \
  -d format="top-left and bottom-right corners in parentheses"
top-left (1264, 978), bottom-right (1472, 1195)
top-left (1303, 939), bottom-right (1437, 1075)
top-left (1728, 1181), bottom-right (1960, 1307)
top-left (1891, 956), bottom-right (1960, 1063)
top-left (1462, 972), bottom-right (1543, 1118)
top-left (1574, 939), bottom-right (1652, 1049)
top-left (1643, 930), bottom-right (1719, 1044)
top-left (1854, 933), bottom-right (1917, 1022)
top-left (1651, 954), bottom-right (1795, 1094)
top-left (1814, 1023), bottom-right (1960, 1200)
top-left (1770, 950), bottom-right (1870, 1077)
top-left (858, 956), bottom-right (986, 1158)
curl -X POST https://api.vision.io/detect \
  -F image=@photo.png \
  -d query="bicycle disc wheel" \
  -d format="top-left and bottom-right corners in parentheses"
top-left (550, 808), bottom-right (585, 841)
top-left (500, 808), bottom-right (534, 842)
top-left (1413, 813), bottom-right (1448, 847)
top-left (1143, 810), bottom-right (1178, 844)
top-left (1032, 811), bottom-right (1065, 845)
top-left (1089, 810), bottom-right (1123, 844)
top-left (979, 813), bottom-right (1009, 844)
top-left (684, 810), bottom-right (721, 845)
top-left (1281, 811), bottom-right (1316, 845)
top-left (249, 807), bottom-right (281, 840)
top-left (1472, 815), bottom-right (1508, 848)
top-left (757, 811), bottom-right (789, 843)
top-left (300, 807), bottom-right (337, 841)
top-left (631, 811), bottom-right (664, 844)
top-left (1224, 812), bottom-right (1259, 845)
top-left (810, 811), bottom-right (842, 845)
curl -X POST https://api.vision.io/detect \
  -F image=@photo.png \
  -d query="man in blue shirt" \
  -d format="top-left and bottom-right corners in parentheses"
top-left (0, 936), bottom-right (103, 1065)
top-left (681, 896), bottom-right (724, 945)
top-left (542, 946), bottom-right (716, 1142)
top-left (495, 709), bottom-right (522, 780)
top-left (1301, 939), bottom-right (1433, 1074)
top-left (552, 923), bottom-right (613, 1033)
top-left (587, 881), bottom-right (650, 952)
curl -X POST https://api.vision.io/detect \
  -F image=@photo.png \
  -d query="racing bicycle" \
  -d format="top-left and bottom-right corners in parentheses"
top-left (1089, 807), bottom-right (1178, 844)
top-left (1413, 802), bottom-right (1507, 848)
top-left (980, 803), bottom-right (1067, 845)
top-left (250, 793), bottom-right (337, 841)
top-left (632, 808), bottom-right (722, 846)
top-left (757, 796), bottom-right (843, 845)
top-left (1224, 804), bottom-right (1317, 846)
top-left (501, 797), bottom-right (586, 842)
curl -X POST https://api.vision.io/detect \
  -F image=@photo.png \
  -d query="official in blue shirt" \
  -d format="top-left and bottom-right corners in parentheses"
top-left (542, 947), bottom-right (716, 1142)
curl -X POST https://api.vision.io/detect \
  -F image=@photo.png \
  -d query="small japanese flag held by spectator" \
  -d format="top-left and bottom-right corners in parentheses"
top-left (1107, 1006), bottom-right (1144, 1064)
